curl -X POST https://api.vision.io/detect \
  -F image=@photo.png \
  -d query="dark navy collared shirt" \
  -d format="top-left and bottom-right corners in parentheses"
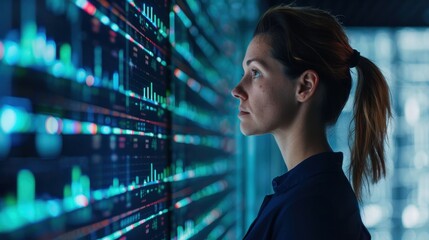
top-left (243, 152), bottom-right (371, 240)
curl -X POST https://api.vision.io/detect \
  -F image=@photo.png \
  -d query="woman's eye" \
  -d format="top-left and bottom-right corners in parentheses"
top-left (251, 69), bottom-right (261, 78)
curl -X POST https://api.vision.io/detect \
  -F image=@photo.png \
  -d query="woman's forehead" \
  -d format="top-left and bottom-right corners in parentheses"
top-left (243, 37), bottom-right (272, 64)
top-left (242, 36), bottom-right (286, 72)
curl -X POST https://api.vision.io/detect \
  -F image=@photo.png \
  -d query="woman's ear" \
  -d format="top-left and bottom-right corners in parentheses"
top-left (295, 70), bottom-right (319, 103)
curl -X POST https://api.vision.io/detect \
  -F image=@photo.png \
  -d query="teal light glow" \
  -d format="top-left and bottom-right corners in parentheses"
top-left (187, 0), bottom-right (200, 12)
top-left (100, 126), bottom-right (111, 134)
top-left (35, 133), bottom-right (62, 157)
top-left (111, 23), bottom-right (119, 32)
top-left (113, 127), bottom-right (121, 135)
top-left (173, 5), bottom-right (192, 28)
top-left (170, 101), bottom-right (223, 132)
top-left (44, 40), bottom-right (56, 64)
top-left (74, 0), bottom-right (87, 8)
top-left (0, 105), bottom-right (32, 133)
top-left (1, 106), bottom-right (17, 133)
top-left (173, 67), bottom-right (221, 106)
top-left (173, 44), bottom-right (224, 93)
top-left (76, 68), bottom-right (86, 83)
top-left (4, 41), bottom-right (20, 65)
top-left (173, 133), bottom-right (226, 149)
top-left (100, 15), bottom-right (110, 25)
top-left (59, 43), bottom-right (72, 75)
top-left (62, 119), bottom-right (81, 134)
top-left (52, 61), bottom-right (64, 77)
top-left (17, 170), bottom-right (35, 206)
top-left (33, 32), bottom-right (46, 63)
top-left (46, 200), bottom-right (61, 217)
top-left (20, 23), bottom-right (37, 66)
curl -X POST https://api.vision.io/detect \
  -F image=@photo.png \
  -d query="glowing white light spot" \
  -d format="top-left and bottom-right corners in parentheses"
top-left (74, 194), bottom-right (88, 207)
top-left (414, 151), bottom-right (429, 168)
top-left (405, 98), bottom-right (420, 125)
top-left (87, 123), bottom-right (97, 134)
top-left (362, 204), bottom-right (383, 227)
top-left (402, 204), bottom-right (420, 228)
top-left (45, 116), bottom-right (59, 134)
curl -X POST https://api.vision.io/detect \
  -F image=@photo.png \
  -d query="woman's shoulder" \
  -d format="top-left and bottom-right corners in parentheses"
top-left (274, 171), bottom-right (360, 219)
top-left (272, 193), bottom-right (364, 239)
top-left (280, 167), bottom-right (354, 202)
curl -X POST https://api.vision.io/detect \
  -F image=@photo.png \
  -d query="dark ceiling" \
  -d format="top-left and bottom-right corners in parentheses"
top-left (263, 0), bottom-right (429, 27)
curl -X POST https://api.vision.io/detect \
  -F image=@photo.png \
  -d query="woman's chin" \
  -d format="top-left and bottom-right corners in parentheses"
top-left (240, 125), bottom-right (265, 136)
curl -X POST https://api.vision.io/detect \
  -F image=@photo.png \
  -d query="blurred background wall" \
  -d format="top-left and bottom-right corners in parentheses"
top-left (238, 1), bottom-right (429, 240)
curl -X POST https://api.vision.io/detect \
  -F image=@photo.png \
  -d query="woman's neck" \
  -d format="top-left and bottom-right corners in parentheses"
top-left (273, 121), bottom-right (332, 171)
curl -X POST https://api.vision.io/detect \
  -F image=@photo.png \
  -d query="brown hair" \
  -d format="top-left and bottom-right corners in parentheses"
top-left (254, 5), bottom-right (392, 200)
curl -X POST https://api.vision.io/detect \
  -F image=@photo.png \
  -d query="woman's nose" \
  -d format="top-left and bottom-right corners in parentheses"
top-left (231, 84), bottom-right (247, 100)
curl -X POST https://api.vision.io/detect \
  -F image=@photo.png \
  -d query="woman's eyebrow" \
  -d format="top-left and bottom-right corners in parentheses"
top-left (245, 58), bottom-right (269, 68)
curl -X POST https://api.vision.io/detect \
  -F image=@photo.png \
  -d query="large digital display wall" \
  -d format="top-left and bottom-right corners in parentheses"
top-left (169, 0), bottom-right (237, 239)
top-left (0, 0), bottom-right (238, 239)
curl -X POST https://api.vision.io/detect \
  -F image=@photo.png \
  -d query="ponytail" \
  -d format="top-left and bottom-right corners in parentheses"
top-left (350, 56), bottom-right (392, 200)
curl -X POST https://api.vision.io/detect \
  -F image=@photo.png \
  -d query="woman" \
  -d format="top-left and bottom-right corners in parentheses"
top-left (231, 5), bottom-right (391, 240)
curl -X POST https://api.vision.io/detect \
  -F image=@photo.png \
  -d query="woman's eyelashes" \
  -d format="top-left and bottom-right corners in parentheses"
top-left (241, 68), bottom-right (262, 79)
top-left (251, 69), bottom-right (261, 78)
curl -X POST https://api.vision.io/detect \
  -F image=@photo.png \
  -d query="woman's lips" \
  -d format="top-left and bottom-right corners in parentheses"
top-left (238, 111), bottom-right (250, 116)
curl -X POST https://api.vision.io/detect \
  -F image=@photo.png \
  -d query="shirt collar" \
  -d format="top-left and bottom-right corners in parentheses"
top-left (272, 152), bottom-right (344, 194)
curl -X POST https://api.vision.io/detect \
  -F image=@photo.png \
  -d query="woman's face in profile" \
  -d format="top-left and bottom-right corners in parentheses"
top-left (231, 35), bottom-right (298, 136)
